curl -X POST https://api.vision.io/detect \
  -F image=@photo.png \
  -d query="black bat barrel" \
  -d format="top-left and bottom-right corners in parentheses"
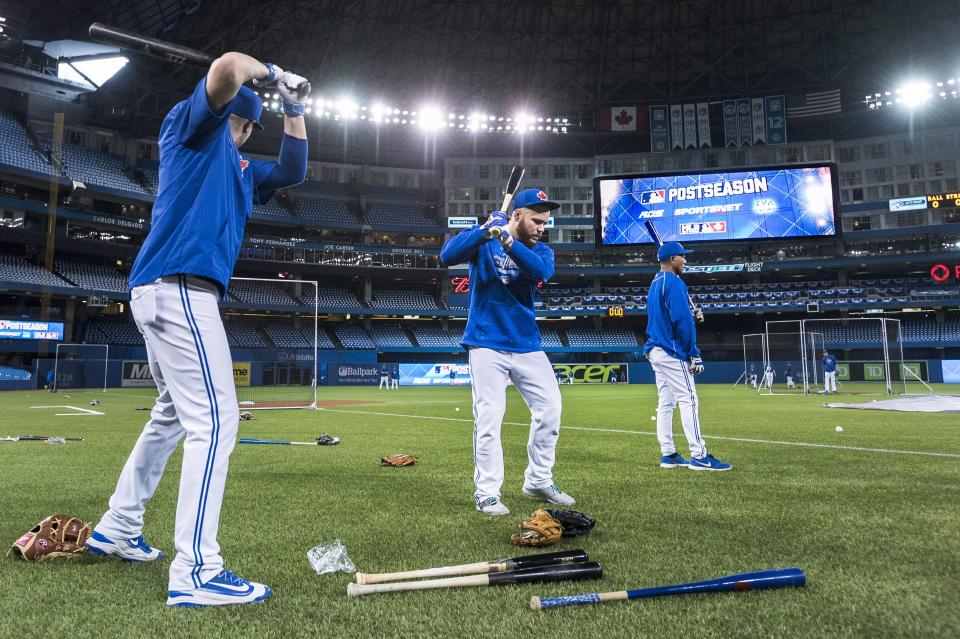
top-left (507, 549), bottom-right (588, 571)
top-left (489, 561), bottom-right (602, 586)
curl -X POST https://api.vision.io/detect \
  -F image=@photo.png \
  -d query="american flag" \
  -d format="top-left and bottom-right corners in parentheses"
top-left (785, 89), bottom-right (842, 118)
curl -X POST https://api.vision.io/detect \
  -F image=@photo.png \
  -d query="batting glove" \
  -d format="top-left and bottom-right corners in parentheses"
top-left (692, 306), bottom-right (704, 323)
top-left (276, 71), bottom-right (311, 117)
top-left (496, 227), bottom-right (515, 250)
top-left (252, 62), bottom-right (282, 87)
top-left (481, 210), bottom-right (509, 232)
top-left (689, 356), bottom-right (704, 375)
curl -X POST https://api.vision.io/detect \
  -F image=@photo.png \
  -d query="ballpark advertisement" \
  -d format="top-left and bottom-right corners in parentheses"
top-left (595, 163), bottom-right (839, 246)
top-left (400, 363), bottom-right (472, 386)
top-left (552, 363), bottom-right (628, 384)
top-left (122, 360), bottom-right (154, 388)
top-left (0, 319), bottom-right (64, 341)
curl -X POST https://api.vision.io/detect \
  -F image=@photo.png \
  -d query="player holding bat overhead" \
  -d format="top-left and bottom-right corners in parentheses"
top-left (86, 53), bottom-right (310, 607)
top-left (644, 241), bottom-right (732, 471)
top-left (440, 189), bottom-right (575, 516)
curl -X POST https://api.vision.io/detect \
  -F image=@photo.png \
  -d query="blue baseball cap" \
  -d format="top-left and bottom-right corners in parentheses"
top-left (230, 86), bottom-right (264, 130)
top-left (512, 188), bottom-right (559, 212)
top-left (657, 241), bottom-right (694, 262)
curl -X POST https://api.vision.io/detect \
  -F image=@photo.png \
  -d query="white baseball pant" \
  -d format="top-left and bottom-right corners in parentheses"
top-left (469, 347), bottom-right (561, 501)
top-left (786, 376), bottom-right (795, 388)
top-left (825, 371), bottom-right (837, 392)
top-left (379, 375), bottom-right (389, 389)
top-left (94, 276), bottom-right (239, 591)
top-left (648, 347), bottom-right (708, 459)
top-left (764, 372), bottom-right (774, 389)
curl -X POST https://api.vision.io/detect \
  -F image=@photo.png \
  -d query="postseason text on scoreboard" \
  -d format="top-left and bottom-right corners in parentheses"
top-left (595, 163), bottom-right (840, 247)
top-left (0, 319), bottom-right (65, 340)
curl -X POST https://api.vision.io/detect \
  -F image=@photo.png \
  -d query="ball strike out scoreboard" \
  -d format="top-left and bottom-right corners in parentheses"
top-left (595, 163), bottom-right (840, 247)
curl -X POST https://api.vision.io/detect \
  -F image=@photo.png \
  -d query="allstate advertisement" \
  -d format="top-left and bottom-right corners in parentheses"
top-left (400, 363), bottom-right (472, 386)
top-left (596, 164), bottom-right (838, 246)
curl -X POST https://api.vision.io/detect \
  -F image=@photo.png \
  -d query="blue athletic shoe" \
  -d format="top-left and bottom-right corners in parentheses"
top-left (85, 530), bottom-right (165, 562)
top-left (659, 452), bottom-right (690, 469)
top-left (167, 570), bottom-right (271, 607)
top-left (689, 454), bottom-right (732, 472)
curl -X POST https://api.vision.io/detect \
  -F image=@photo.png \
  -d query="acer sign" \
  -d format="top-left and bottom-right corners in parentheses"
top-left (930, 263), bottom-right (960, 283)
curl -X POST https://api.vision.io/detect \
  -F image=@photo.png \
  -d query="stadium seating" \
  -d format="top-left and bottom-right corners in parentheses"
top-left (370, 288), bottom-right (440, 310)
top-left (56, 259), bottom-right (127, 293)
top-left (334, 325), bottom-right (376, 349)
top-left (223, 320), bottom-right (267, 348)
top-left (84, 316), bottom-right (144, 346)
top-left (253, 198), bottom-right (295, 219)
top-left (411, 324), bottom-right (464, 348)
top-left (0, 112), bottom-right (57, 176)
top-left (227, 280), bottom-right (300, 307)
top-left (297, 198), bottom-right (361, 225)
top-left (57, 143), bottom-right (150, 195)
top-left (0, 253), bottom-right (71, 287)
top-left (315, 287), bottom-right (365, 308)
top-left (539, 329), bottom-right (563, 348)
top-left (0, 365), bottom-right (32, 381)
top-left (368, 322), bottom-right (413, 347)
top-left (365, 202), bottom-right (438, 228)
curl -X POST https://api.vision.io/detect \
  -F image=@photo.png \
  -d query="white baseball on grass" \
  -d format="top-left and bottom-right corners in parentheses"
top-left (650, 415), bottom-right (656, 421)
top-left (835, 426), bottom-right (843, 432)
top-left (455, 407), bottom-right (460, 412)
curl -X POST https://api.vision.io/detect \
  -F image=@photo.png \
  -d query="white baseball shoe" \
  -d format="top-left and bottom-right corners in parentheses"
top-left (476, 496), bottom-right (510, 516)
top-left (85, 530), bottom-right (164, 562)
top-left (522, 483), bottom-right (576, 506)
top-left (167, 569), bottom-right (271, 607)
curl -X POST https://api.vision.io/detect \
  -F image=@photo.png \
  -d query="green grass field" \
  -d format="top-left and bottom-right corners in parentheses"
top-left (1, 384), bottom-right (957, 638)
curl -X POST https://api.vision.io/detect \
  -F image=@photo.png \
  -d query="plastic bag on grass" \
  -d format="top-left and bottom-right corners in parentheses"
top-left (307, 539), bottom-right (356, 575)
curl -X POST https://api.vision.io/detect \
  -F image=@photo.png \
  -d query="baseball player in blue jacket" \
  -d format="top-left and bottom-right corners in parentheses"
top-left (785, 363), bottom-right (796, 389)
top-left (644, 241), bottom-right (731, 471)
top-left (440, 189), bottom-right (574, 516)
top-left (86, 53), bottom-right (309, 607)
top-left (821, 349), bottom-right (838, 394)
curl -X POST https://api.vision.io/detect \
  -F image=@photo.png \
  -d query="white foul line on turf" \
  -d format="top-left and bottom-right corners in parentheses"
top-left (30, 405), bottom-right (105, 416)
top-left (317, 407), bottom-right (960, 459)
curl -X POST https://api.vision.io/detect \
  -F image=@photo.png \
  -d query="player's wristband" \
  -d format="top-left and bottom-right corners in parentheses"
top-left (283, 101), bottom-right (304, 117)
top-left (252, 63), bottom-right (279, 87)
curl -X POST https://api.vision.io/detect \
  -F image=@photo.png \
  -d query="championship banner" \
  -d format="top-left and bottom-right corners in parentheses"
top-left (399, 363), bottom-right (471, 386)
top-left (723, 100), bottom-right (738, 147)
top-left (751, 98), bottom-right (766, 145)
top-left (682, 103), bottom-right (697, 149)
top-left (649, 105), bottom-right (669, 152)
top-left (233, 362), bottom-right (251, 387)
top-left (121, 360), bottom-right (154, 388)
top-left (737, 99), bottom-right (752, 146)
top-left (764, 95), bottom-right (787, 144)
top-left (696, 102), bottom-right (711, 148)
top-left (552, 363), bottom-right (628, 384)
top-left (670, 105), bottom-right (684, 150)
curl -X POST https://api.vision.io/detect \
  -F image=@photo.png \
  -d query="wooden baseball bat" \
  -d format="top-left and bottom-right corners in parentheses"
top-left (348, 561), bottom-right (602, 597)
top-left (89, 23), bottom-right (214, 67)
top-left (530, 567), bottom-right (806, 610)
top-left (643, 219), bottom-right (703, 323)
top-left (489, 164), bottom-right (525, 239)
top-left (1, 435), bottom-right (84, 442)
top-left (355, 548), bottom-right (588, 585)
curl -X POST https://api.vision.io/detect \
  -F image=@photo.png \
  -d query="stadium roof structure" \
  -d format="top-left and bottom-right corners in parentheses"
top-left (11, 0), bottom-right (960, 140)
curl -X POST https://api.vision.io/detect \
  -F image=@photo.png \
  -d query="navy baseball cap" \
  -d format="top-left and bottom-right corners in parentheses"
top-left (512, 188), bottom-right (560, 212)
top-left (230, 86), bottom-right (264, 130)
top-left (657, 241), bottom-right (694, 262)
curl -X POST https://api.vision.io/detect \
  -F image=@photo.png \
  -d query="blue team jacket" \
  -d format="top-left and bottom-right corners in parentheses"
top-left (440, 226), bottom-right (554, 352)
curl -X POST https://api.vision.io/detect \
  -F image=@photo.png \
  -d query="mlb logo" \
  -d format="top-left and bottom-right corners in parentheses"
top-left (640, 190), bottom-right (665, 204)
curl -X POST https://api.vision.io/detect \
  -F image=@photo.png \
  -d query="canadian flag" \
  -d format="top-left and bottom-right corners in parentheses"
top-left (599, 105), bottom-right (646, 132)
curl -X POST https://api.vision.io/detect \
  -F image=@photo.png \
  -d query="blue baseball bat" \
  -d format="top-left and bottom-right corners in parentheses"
top-left (530, 567), bottom-right (805, 610)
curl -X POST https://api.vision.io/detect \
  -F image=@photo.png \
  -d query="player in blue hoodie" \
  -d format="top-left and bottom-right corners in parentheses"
top-left (440, 188), bottom-right (574, 516)
top-left (644, 241), bottom-right (731, 471)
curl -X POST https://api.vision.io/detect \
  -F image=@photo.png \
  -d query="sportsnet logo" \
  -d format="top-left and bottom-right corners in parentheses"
top-left (680, 221), bottom-right (727, 235)
top-left (639, 190), bottom-right (666, 204)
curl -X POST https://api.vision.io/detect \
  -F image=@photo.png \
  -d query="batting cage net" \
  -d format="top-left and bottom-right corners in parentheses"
top-left (794, 318), bottom-right (927, 395)
top-left (225, 277), bottom-right (319, 409)
top-left (741, 333), bottom-right (766, 389)
top-left (53, 343), bottom-right (108, 392)
top-left (761, 320), bottom-right (825, 395)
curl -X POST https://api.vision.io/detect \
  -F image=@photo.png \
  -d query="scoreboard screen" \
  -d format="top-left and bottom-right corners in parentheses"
top-left (0, 319), bottom-right (64, 341)
top-left (595, 163), bottom-right (840, 247)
